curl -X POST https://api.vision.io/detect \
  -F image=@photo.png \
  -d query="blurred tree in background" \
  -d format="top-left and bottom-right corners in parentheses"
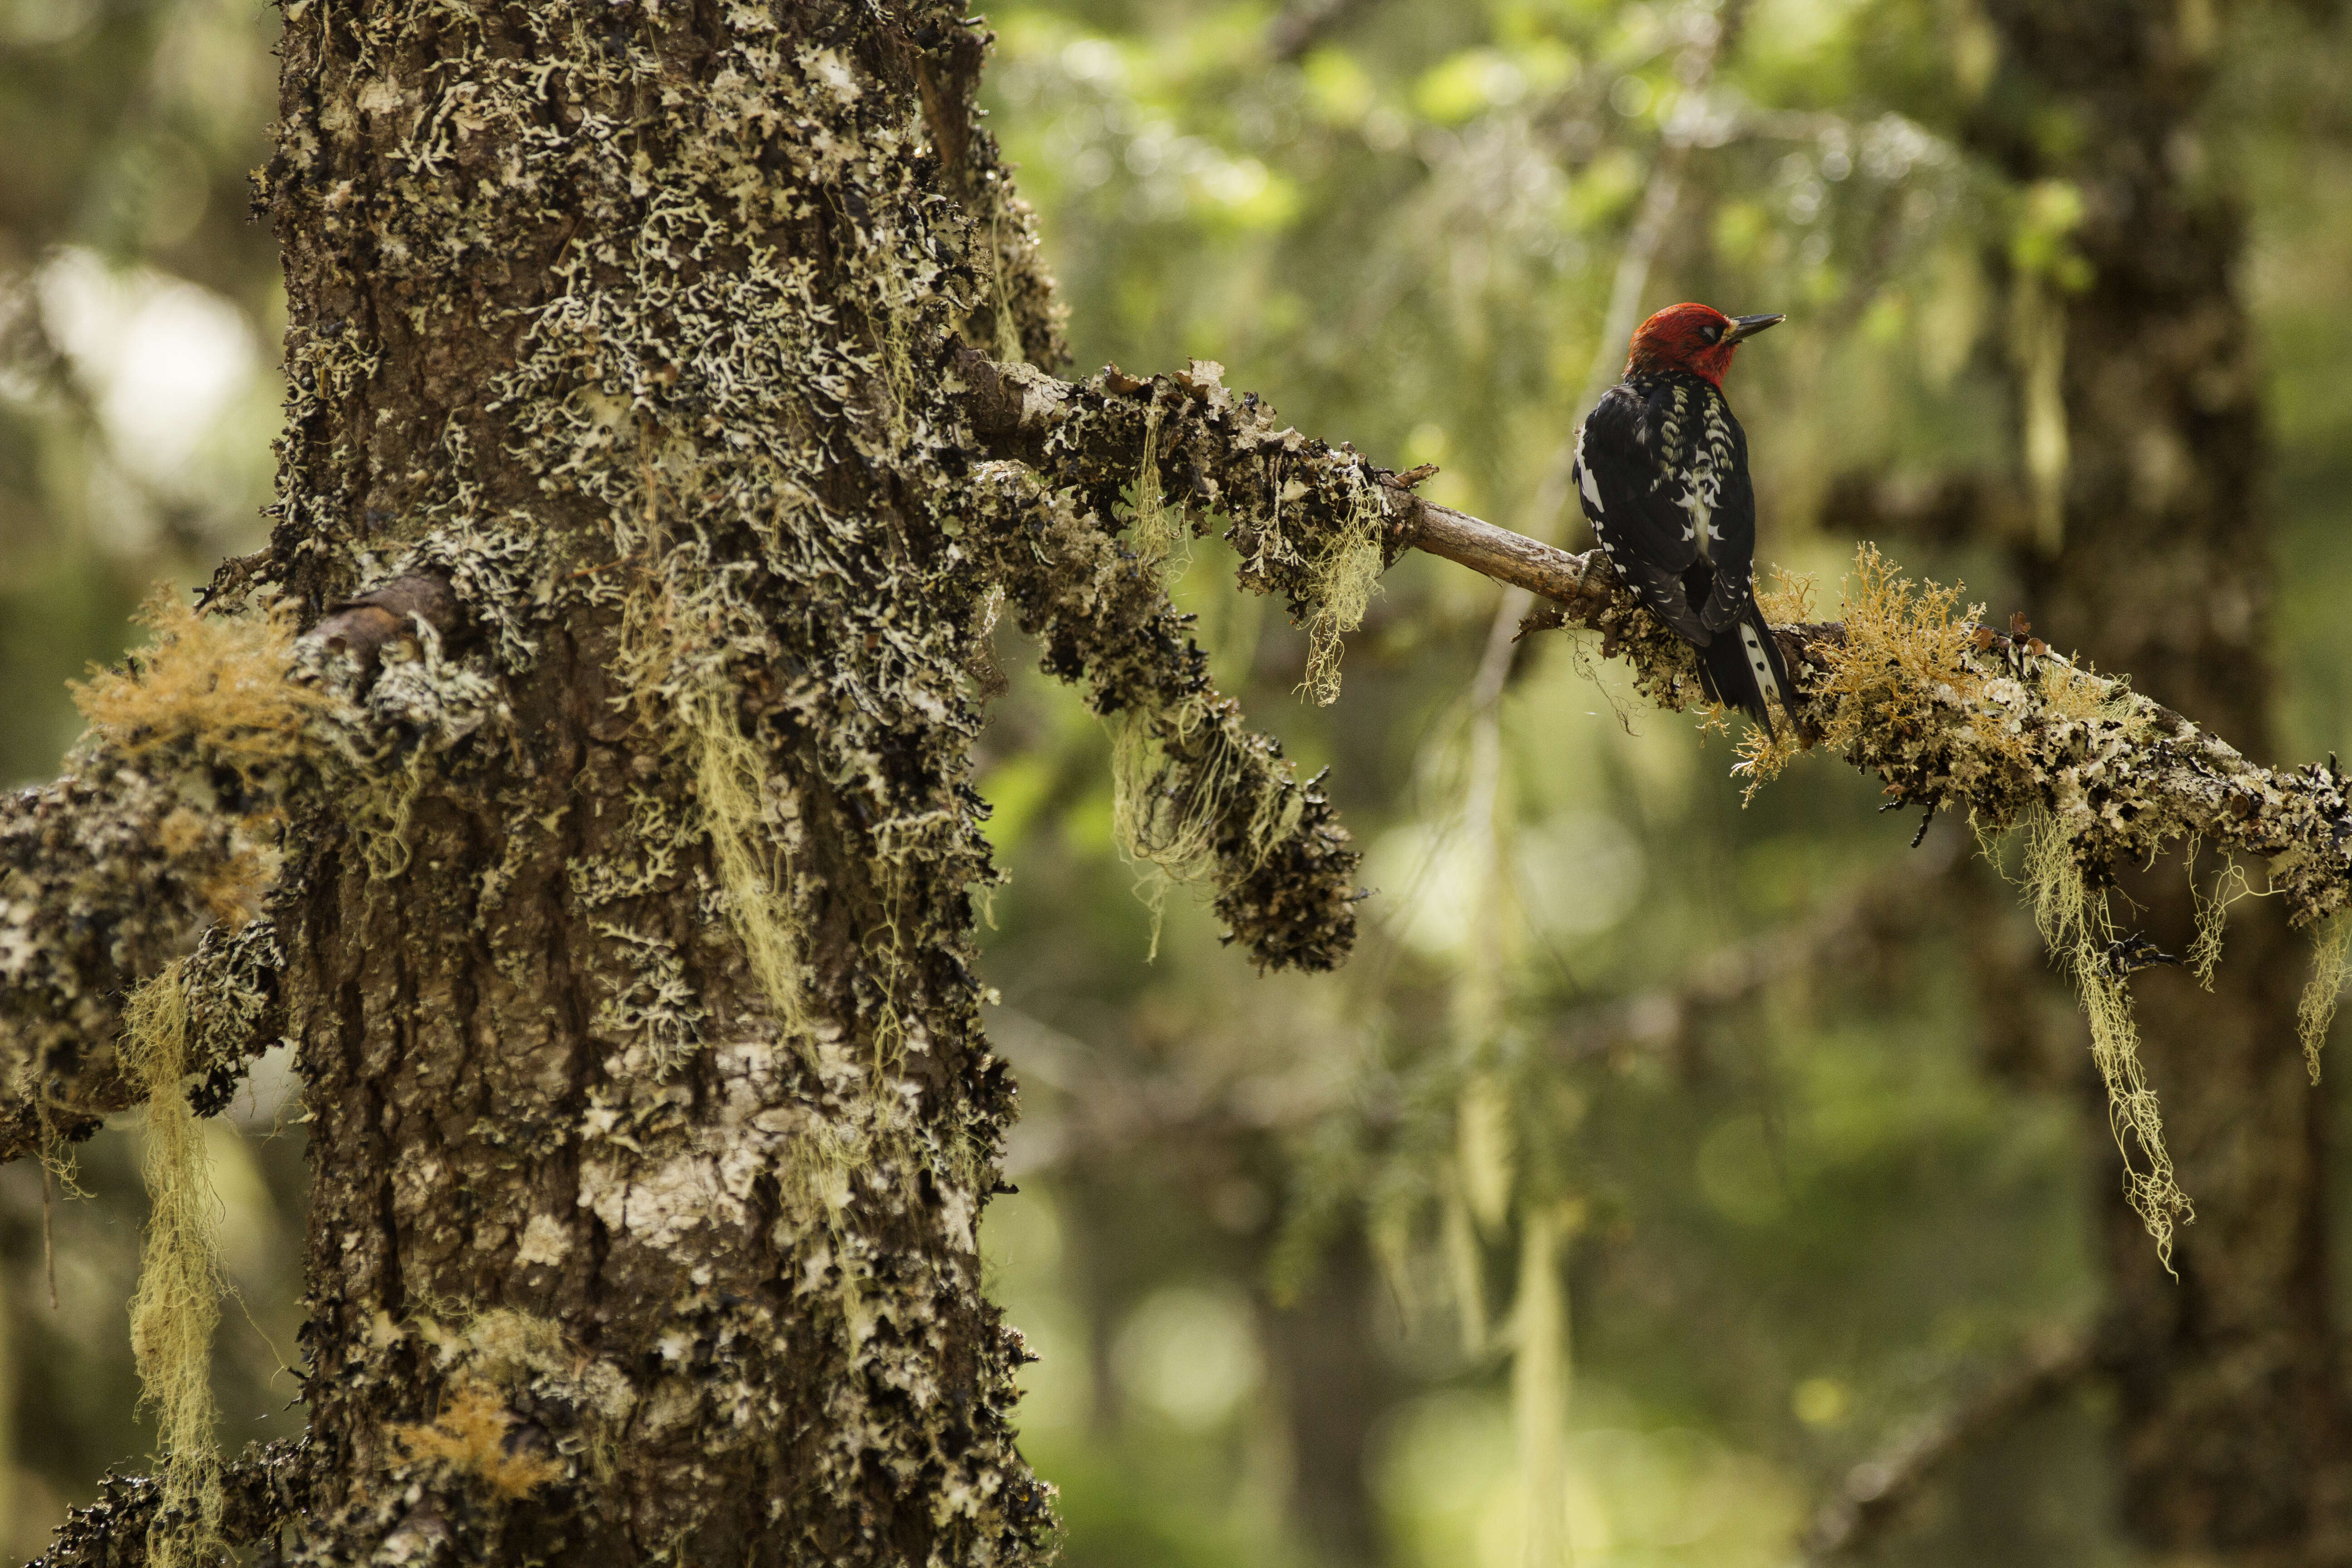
top-left (6, 0), bottom-right (2352, 1564)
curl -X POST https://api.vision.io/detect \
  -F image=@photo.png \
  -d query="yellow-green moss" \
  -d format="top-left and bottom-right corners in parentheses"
top-left (686, 685), bottom-right (813, 1051)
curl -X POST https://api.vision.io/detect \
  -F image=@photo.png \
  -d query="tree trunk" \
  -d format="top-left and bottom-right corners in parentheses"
top-left (1973, 2), bottom-right (2352, 1558)
top-left (239, 2), bottom-right (1088, 1560)
top-left (1261, 1230), bottom-right (1392, 1568)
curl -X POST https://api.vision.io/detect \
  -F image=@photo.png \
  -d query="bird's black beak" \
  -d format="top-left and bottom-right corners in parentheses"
top-left (1724, 313), bottom-right (1785, 343)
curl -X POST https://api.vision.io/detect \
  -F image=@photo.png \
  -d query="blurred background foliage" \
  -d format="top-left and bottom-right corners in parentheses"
top-left (2, 0), bottom-right (2350, 1564)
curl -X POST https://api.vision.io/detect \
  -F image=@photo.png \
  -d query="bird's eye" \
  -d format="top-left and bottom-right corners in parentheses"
top-left (1699, 323), bottom-right (1723, 344)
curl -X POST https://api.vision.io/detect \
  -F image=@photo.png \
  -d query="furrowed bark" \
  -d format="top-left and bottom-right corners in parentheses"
top-left (961, 353), bottom-right (2352, 928)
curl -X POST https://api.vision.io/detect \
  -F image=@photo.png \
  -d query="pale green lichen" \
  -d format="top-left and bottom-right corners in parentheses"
top-left (1126, 403), bottom-right (1185, 570)
top-left (683, 685), bottom-right (813, 1051)
top-left (353, 751), bottom-right (426, 882)
top-left (2298, 916), bottom-right (2351, 1085)
top-left (120, 960), bottom-right (227, 1568)
top-left (589, 920), bottom-right (707, 1078)
top-left (1296, 467), bottom-right (1385, 706)
top-left (2022, 809), bottom-right (2190, 1265)
top-left (1107, 706), bottom-right (1215, 959)
top-left (2190, 849), bottom-right (2253, 990)
top-left (383, 516), bottom-right (546, 675)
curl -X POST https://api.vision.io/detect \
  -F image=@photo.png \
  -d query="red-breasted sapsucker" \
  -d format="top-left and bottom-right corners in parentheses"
top-left (1570, 303), bottom-right (1792, 736)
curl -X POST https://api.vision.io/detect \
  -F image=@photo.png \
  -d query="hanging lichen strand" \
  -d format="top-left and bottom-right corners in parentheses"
top-left (120, 960), bottom-right (228, 1568)
top-left (2020, 811), bottom-right (2192, 1262)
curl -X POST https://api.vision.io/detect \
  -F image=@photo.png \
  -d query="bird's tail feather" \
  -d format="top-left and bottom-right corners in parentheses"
top-left (1700, 605), bottom-right (1793, 739)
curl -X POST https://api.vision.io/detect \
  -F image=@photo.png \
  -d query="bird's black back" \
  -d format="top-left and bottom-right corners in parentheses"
top-left (1569, 372), bottom-right (1759, 644)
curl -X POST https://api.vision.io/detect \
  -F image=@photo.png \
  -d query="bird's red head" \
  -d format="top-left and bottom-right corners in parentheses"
top-left (1624, 303), bottom-right (1785, 387)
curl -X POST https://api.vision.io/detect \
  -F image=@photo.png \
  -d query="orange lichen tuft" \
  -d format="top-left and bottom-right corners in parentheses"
top-left (389, 1382), bottom-right (561, 1500)
top-left (1752, 564), bottom-right (1815, 626)
top-left (70, 589), bottom-right (330, 779)
top-left (1820, 542), bottom-right (1984, 737)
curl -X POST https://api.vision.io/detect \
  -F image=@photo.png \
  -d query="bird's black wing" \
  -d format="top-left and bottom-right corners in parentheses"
top-left (1692, 392), bottom-right (1757, 637)
top-left (1570, 380), bottom-right (1709, 643)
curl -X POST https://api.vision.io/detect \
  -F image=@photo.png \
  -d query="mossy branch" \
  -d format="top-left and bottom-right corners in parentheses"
top-left (962, 353), bottom-right (2352, 1258)
top-left (961, 461), bottom-right (1361, 970)
top-left (24, 1440), bottom-right (308, 1568)
top-left (958, 353), bottom-right (2352, 932)
top-left (0, 571), bottom-right (464, 1162)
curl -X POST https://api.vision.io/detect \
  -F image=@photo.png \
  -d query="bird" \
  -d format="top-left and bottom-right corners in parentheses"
top-left (1569, 303), bottom-right (1793, 737)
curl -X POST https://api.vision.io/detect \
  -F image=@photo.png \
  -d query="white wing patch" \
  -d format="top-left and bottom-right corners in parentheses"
top-left (1672, 389), bottom-right (1740, 560)
top-left (1678, 486), bottom-right (1712, 553)
top-left (1700, 397), bottom-right (1736, 548)
top-left (1575, 420), bottom-right (1602, 512)
top-left (1739, 622), bottom-right (1783, 707)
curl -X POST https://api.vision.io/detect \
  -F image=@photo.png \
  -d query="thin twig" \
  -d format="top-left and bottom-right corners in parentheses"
top-left (41, 1152), bottom-right (59, 1310)
top-left (1265, 0), bottom-right (1376, 62)
top-left (1800, 1332), bottom-right (2096, 1561)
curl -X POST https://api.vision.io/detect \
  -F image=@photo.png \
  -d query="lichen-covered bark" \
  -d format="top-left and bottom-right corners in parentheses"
top-left (1968, 1), bottom-right (2352, 1557)
top-left (0, 772), bottom-right (281, 1155)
